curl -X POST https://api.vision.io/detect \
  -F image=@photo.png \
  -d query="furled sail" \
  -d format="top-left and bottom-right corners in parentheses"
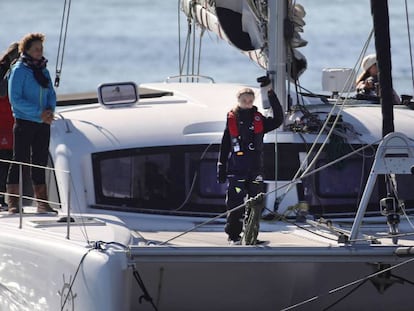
top-left (181, 0), bottom-right (267, 69)
top-left (181, 0), bottom-right (308, 80)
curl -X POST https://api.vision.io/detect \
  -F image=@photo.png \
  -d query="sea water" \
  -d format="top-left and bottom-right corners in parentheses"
top-left (0, 0), bottom-right (413, 96)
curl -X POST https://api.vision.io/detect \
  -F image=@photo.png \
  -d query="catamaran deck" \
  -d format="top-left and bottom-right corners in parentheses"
top-left (1, 209), bottom-right (414, 249)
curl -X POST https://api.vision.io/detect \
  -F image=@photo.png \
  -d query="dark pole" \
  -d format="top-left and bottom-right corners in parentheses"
top-left (371, 0), bottom-right (395, 136)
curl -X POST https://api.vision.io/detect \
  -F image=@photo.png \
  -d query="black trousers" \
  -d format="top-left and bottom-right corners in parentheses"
top-left (225, 174), bottom-right (264, 240)
top-left (7, 119), bottom-right (50, 185)
top-left (0, 149), bottom-right (13, 203)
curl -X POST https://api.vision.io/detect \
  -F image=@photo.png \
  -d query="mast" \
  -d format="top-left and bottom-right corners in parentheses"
top-left (349, 0), bottom-right (396, 242)
top-left (267, 0), bottom-right (288, 212)
top-left (268, 0), bottom-right (287, 110)
top-left (371, 0), bottom-right (394, 136)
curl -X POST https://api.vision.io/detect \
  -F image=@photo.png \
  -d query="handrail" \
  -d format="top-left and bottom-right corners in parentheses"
top-left (165, 74), bottom-right (215, 83)
top-left (349, 132), bottom-right (414, 243)
top-left (0, 158), bottom-right (72, 238)
top-left (66, 171), bottom-right (71, 239)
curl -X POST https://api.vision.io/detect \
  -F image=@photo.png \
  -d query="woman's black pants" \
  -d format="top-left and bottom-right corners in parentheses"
top-left (7, 118), bottom-right (50, 185)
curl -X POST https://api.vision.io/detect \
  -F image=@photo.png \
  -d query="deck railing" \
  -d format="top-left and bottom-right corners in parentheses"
top-left (0, 158), bottom-right (72, 239)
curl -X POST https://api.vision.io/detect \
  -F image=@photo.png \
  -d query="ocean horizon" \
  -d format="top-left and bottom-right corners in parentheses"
top-left (1, 0), bottom-right (413, 96)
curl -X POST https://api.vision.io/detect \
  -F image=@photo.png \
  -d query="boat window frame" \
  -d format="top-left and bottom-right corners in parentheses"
top-left (91, 144), bottom-right (227, 212)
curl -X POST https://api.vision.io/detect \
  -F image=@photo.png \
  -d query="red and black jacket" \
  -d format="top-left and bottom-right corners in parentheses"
top-left (0, 96), bottom-right (14, 150)
top-left (227, 108), bottom-right (265, 155)
top-left (218, 89), bottom-right (283, 177)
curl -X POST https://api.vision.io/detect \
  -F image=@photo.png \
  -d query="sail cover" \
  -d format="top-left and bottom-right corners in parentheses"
top-left (181, 0), bottom-right (268, 69)
top-left (181, 0), bottom-right (307, 79)
top-left (215, 0), bottom-right (264, 51)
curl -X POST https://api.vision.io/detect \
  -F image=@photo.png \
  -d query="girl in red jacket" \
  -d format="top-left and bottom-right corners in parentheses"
top-left (0, 42), bottom-right (19, 207)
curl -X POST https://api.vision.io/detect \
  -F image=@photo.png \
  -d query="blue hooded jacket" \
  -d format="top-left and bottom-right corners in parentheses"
top-left (8, 60), bottom-right (56, 123)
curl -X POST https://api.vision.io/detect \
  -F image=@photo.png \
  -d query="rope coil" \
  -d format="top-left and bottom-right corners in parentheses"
top-left (243, 193), bottom-right (265, 245)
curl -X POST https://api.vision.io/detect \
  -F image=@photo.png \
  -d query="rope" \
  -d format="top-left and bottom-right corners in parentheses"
top-left (159, 141), bottom-right (383, 245)
top-left (89, 241), bottom-right (158, 310)
top-left (159, 201), bottom-right (245, 245)
top-left (243, 193), bottom-right (265, 245)
top-left (60, 247), bottom-right (94, 311)
top-left (132, 265), bottom-right (159, 311)
top-left (151, 141), bottom-right (414, 246)
top-left (262, 206), bottom-right (339, 242)
top-left (55, 0), bottom-right (72, 87)
top-left (350, 231), bottom-right (414, 244)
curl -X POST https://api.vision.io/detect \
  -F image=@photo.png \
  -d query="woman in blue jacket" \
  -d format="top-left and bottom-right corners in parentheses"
top-left (6, 33), bottom-right (56, 214)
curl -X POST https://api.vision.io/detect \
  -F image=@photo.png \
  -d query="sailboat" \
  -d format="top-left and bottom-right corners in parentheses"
top-left (1, 0), bottom-right (414, 310)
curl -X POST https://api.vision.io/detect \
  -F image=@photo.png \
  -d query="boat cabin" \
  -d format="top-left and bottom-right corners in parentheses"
top-left (42, 82), bottom-right (414, 220)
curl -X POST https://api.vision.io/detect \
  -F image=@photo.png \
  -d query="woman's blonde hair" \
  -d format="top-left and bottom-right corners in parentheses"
top-left (19, 33), bottom-right (45, 54)
top-left (236, 87), bottom-right (255, 99)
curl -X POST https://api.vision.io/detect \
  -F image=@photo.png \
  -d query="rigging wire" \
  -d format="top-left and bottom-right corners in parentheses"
top-left (180, 21), bottom-right (192, 77)
top-left (321, 278), bottom-right (369, 311)
top-left (68, 172), bottom-right (91, 243)
top-left (280, 256), bottom-right (414, 311)
top-left (196, 28), bottom-right (205, 79)
top-left (276, 28), bottom-right (374, 206)
top-left (351, 231), bottom-right (414, 243)
top-left (177, 1), bottom-right (207, 82)
top-left (177, 0), bottom-right (182, 77)
top-left (404, 0), bottom-right (414, 94)
top-left (55, 0), bottom-right (72, 88)
top-left (298, 29), bottom-right (373, 176)
top-left (186, 19), bottom-right (192, 78)
top-left (191, 6), bottom-right (197, 79)
top-left (166, 0), bottom-right (412, 245)
top-left (268, 211), bottom-right (339, 242)
top-left (160, 141), bottom-right (383, 245)
top-left (60, 241), bottom-right (159, 311)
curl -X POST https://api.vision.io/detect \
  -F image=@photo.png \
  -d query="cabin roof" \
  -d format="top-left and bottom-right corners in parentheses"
top-left (52, 83), bottom-right (258, 152)
top-left (53, 83), bottom-right (414, 152)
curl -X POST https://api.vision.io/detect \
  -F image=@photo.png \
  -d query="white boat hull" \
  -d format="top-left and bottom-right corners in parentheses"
top-left (127, 246), bottom-right (413, 311)
top-left (1, 212), bottom-right (413, 311)
top-left (0, 222), bottom-right (132, 311)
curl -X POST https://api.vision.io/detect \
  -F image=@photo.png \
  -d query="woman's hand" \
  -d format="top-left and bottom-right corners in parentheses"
top-left (41, 109), bottom-right (54, 124)
top-left (364, 77), bottom-right (375, 90)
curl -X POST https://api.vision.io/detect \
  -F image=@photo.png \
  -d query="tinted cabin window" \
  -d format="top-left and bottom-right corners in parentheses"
top-left (100, 154), bottom-right (171, 201)
top-left (198, 159), bottom-right (227, 197)
top-left (92, 145), bottom-right (228, 214)
top-left (92, 143), bottom-right (414, 217)
top-left (92, 144), bottom-right (292, 215)
top-left (315, 158), bottom-right (365, 198)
